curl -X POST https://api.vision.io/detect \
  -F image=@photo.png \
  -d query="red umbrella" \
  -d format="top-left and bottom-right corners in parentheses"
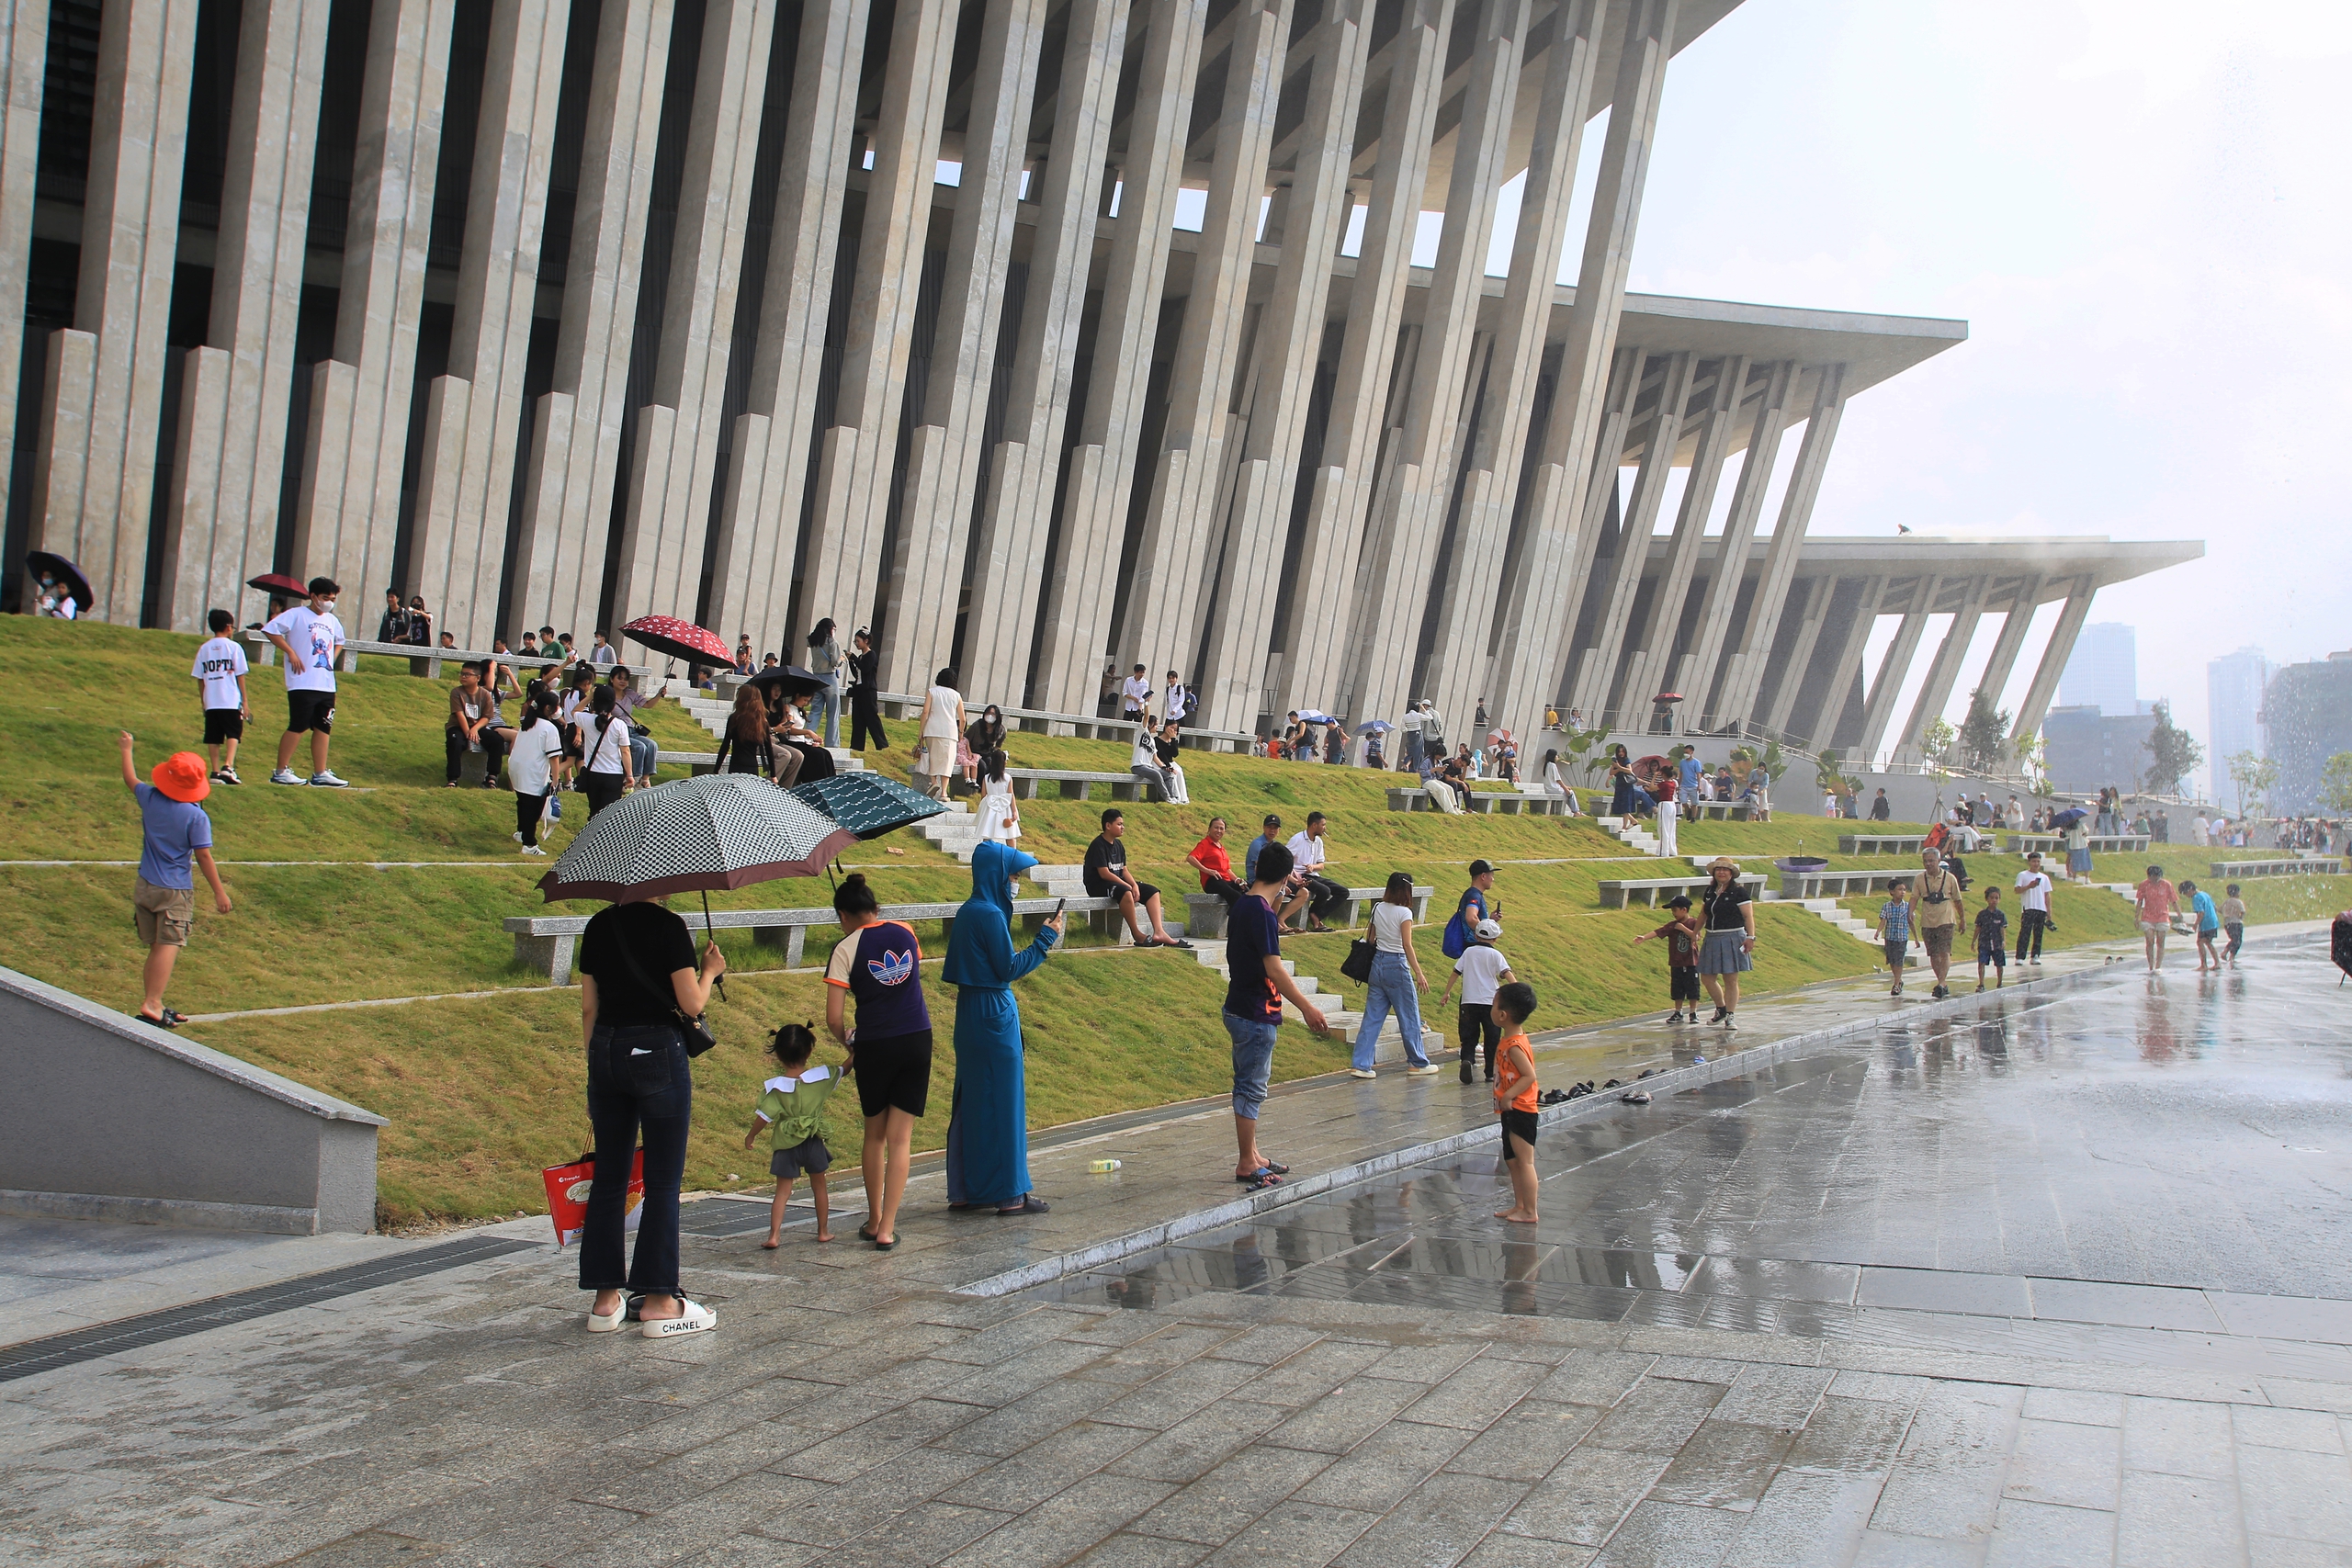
top-left (621, 614), bottom-right (729, 667)
top-left (1651, 691), bottom-right (1684, 705)
top-left (247, 571), bottom-right (309, 597)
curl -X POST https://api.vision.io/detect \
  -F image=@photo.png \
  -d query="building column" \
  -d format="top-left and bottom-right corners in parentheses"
top-left (1566, 349), bottom-right (1694, 722)
top-left (878, 0), bottom-right (1049, 694)
top-left (956, 0), bottom-right (1128, 705)
top-left (513, 0), bottom-right (676, 645)
top-left (1489, 0), bottom-right (1679, 741)
top-left (1030, 0), bottom-right (1206, 714)
top-left (1337, 0), bottom-right (1528, 736)
top-left (702, 0), bottom-right (871, 661)
top-left (1119, 0), bottom-right (1295, 694)
top-left (1897, 573), bottom-right (1992, 761)
top-left (408, 0), bottom-right (572, 648)
top-left (791, 0), bottom-right (960, 642)
top-left (1678, 357), bottom-right (1792, 720)
top-left (610, 0), bottom-right (776, 631)
top-left (28, 0), bottom-right (201, 624)
top-left (1755, 574), bottom-right (1828, 738)
top-left (159, 0), bottom-right (334, 634)
top-left (1419, 0), bottom-right (1605, 731)
top-left (1616, 353), bottom-right (1747, 721)
top-left (289, 0), bottom-right (456, 611)
top-left (1710, 361), bottom-right (1845, 727)
top-left (1970, 572), bottom-right (2045, 718)
top-left (1193, 0), bottom-right (1371, 731)
top-left (2009, 577), bottom-right (2096, 743)
top-left (1856, 574), bottom-right (1938, 761)
top-left (0, 0), bottom-right (49, 549)
top-left (1272, 0), bottom-right (1453, 719)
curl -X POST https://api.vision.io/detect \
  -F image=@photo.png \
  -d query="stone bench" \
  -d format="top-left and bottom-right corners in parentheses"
top-left (1838, 834), bottom-right (1926, 855)
top-left (999, 768), bottom-right (1167, 803)
top-left (1681, 801), bottom-right (1753, 821)
top-left (2002, 833), bottom-right (2152, 855)
top-left (1597, 873), bottom-right (1767, 909)
top-left (1183, 883), bottom-right (1433, 940)
top-left (2211, 858), bottom-right (2343, 878)
top-left (504, 896), bottom-right (1116, 985)
top-left (1781, 867), bottom-right (1908, 899)
top-left (242, 629), bottom-right (571, 680)
top-left (1385, 786), bottom-right (1564, 815)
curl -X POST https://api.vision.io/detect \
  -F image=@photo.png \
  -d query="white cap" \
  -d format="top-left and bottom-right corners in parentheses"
top-left (1476, 919), bottom-right (1502, 941)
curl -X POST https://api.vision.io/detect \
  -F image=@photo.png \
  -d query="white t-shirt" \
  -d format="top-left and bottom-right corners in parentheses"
top-left (2014, 870), bottom-right (2052, 913)
top-left (1286, 830), bottom-right (1326, 873)
top-left (506, 720), bottom-right (565, 795)
top-left (1371, 902), bottom-right (1412, 953)
top-left (1454, 944), bottom-right (1510, 1006)
top-left (264, 606), bottom-right (345, 692)
top-left (582, 715), bottom-right (629, 774)
top-left (2191, 816), bottom-right (2211, 845)
top-left (192, 637), bottom-right (249, 710)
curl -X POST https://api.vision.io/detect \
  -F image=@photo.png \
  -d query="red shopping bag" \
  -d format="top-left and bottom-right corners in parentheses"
top-left (541, 1148), bottom-right (644, 1247)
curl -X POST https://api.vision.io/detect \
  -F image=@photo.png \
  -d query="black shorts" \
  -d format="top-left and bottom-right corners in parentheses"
top-left (853, 1027), bottom-right (933, 1119)
top-left (1500, 1108), bottom-right (1539, 1152)
top-left (1088, 878), bottom-right (1159, 906)
top-left (1668, 966), bottom-right (1702, 1001)
top-left (769, 1135), bottom-right (831, 1179)
top-left (202, 708), bottom-right (243, 743)
top-left (286, 689), bottom-right (335, 733)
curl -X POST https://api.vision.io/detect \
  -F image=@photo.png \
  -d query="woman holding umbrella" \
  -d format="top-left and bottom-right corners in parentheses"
top-left (944, 840), bottom-right (1063, 1216)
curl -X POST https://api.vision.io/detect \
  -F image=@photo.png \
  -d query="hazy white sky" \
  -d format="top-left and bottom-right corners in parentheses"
top-left (1598, 0), bottom-right (2352, 761)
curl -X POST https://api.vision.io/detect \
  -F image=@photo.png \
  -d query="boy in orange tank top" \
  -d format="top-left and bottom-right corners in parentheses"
top-left (1490, 981), bottom-right (1541, 1223)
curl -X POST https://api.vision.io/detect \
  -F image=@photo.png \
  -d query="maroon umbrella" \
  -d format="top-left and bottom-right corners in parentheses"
top-left (621, 614), bottom-right (730, 667)
top-left (247, 571), bottom-right (310, 597)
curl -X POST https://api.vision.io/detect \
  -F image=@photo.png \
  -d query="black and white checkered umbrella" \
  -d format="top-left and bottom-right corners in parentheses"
top-left (537, 773), bottom-right (855, 904)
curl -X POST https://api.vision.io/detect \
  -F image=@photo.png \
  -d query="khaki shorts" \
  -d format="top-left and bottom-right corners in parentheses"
top-left (133, 876), bottom-right (196, 947)
top-left (1919, 923), bottom-right (1955, 960)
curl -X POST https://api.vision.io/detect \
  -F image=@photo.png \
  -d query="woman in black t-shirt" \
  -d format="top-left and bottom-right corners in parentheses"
top-left (1695, 857), bottom-right (1756, 1028)
top-left (576, 898), bottom-right (726, 1338)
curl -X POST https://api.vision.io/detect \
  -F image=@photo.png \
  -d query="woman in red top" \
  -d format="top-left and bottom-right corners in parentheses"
top-left (1187, 816), bottom-right (1245, 903)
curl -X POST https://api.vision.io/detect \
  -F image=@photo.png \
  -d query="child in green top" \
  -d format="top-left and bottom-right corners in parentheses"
top-left (741, 1023), bottom-right (847, 1247)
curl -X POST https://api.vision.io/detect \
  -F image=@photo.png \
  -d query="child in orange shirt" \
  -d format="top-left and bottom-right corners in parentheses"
top-left (1490, 981), bottom-right (1541, 1223)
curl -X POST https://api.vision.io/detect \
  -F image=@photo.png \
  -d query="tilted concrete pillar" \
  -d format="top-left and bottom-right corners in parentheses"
top-left (409, 0), bottom-right (571, 648)
top-left (1193, 1), bottom-right (1372, 731)
top-left (2009, 578), bottom-right (2096, 743)
top-left (957, 0), bottom-right (1129, 705)
top-left (29, 0), bottom-right (200, 624)
top-left (879, 0), bottom-right (1049, 694)
top-left (1711, 362), bottom-right (1845, 726)
top-left (1678, 357), bottom-right (1792, 719)
top-left (289, 0), bottom-right (455, 609)
top-left (1898, 573), bottom-right (1992, 761)
top-left (1856, 574), bottom-right (1939, 761)
top-left (1419, 0), bottom-right (1606, 732)
top-left (1273, 0), bottom-right (1453, 720)
top-left (1489, 0), bottom-right (1679, 742)
top-left (1970, 572), bottom-right (2045, 717)
top-left (610, 0), bottom-right (776, 634)
top-left (160, 0), bottom-right (334, 634)
top-left (1339, 0), bottom-right (1528, 737)
top-left (1768, 572), bottom-right (1878, 746)
top-left (514, 0), bottom-right (676, 645)
top-left (0, 0), bottom-right (49, 546)
top-left (703, 0), bottom-right (871, 660)
top-left (1119, 0), bottom-right (1295, 697)
top-left (792, 0), bottom-right (960, 644)
top-left (1566, 350), bottom-right (1694, 722)
top-left (1616, 353), bottom-right (1748, 721)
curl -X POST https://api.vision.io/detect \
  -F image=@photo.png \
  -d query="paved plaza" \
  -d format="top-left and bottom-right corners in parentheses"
top-left (5, 931), bottom-right (2349, 1566)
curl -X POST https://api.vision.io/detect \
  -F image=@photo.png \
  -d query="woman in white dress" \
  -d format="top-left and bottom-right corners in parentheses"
top-left (974, 750), bottom-right (1020, 842)
top-left (912, 667), bottom-right (966, 802)
top-left (1541, 749), bottom-right (1580, 815)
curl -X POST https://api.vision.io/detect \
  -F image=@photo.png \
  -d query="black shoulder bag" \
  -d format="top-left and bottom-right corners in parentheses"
top-left (611, 938), bottom-right (719, 1057)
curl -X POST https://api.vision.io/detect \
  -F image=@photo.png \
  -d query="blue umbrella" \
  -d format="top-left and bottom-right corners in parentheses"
top-left (789, 770), bottom-right (948, 841)
top-left (1355, 719), bottom-right (1396, 735)
top-left (2049, 807), bottom-right (2088, 829)
top-left (1297, 709), bottom-right (1340, 726)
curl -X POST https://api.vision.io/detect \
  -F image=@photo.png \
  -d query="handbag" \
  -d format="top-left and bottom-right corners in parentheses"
top-left (1340, 938), bottom-right (1375, 985)
top-left (614, 939), bottom-right (719, 1056)
top-left (541, 1146), bottom-right (643, 1247)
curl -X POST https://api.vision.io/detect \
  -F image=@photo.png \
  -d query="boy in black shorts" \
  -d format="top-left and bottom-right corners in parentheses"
top-left (1491, 982), bottom-right (1541, 1224)
top-left (1974, 886), bottom-right (2008, 990)
top-left (191, 609), bottom-right (250, 784)
top-left (1632, 894), bottom-right (1702, 1021)
top-left (822, 874), bottom-right (933, 1250)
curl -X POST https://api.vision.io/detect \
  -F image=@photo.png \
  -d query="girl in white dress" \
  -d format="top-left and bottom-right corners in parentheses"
top-left (974, 749), bottom-right (1020, 842)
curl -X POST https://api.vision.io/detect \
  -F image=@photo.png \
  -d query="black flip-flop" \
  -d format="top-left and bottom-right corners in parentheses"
top-left (1238, 1169), bottom-right (1283, 1191)
top-left (135, 1011), bottom-right (177, 1031)
top-left (994, 1195), bottom-right (1050, 1215)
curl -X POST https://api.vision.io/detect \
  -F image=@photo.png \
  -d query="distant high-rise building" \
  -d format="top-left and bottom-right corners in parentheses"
top-left (2208, 647), bottom-right (2269, 806)
top-left (2059, 624), bottom-right (2137, 716)
top-left (2041, 705), bottom-right (2158, 795)
top-left (2263, 652), bottom-right (2352, 816)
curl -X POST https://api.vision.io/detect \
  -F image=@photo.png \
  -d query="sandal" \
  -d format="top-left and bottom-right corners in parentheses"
top-left (1238, 1169), bottom-right (1283, 1191)
top-left (639, 1299), bottom-right (718, 1338)
top-left (1257, 1160), bottom-right (1290, 1176)
top-left (871, 1235), bottom-right (896, 1251)
top-left (994, 1195), bottom-right (1050, 1215)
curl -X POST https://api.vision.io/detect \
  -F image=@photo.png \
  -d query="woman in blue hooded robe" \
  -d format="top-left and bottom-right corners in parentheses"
top-left (944, 839), bottom-right (1061, 1213)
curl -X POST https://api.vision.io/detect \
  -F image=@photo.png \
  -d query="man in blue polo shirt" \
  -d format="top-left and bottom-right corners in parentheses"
top-left (1223, 841), bottom-right (1328, 1191)
top-left (119, 733), bottom-right (232, 1028)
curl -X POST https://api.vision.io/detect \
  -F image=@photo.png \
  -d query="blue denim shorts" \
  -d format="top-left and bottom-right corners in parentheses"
top-left (1223, 1010), bottom-right (1279, 1121)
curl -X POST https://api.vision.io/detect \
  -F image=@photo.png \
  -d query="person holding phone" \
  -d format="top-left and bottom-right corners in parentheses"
top-left (943, 840), bottom-right (1064, 1216)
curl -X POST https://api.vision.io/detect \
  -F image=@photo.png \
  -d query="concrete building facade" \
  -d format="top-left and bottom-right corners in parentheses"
top-left (1, 0), bottom-right (2199, 751)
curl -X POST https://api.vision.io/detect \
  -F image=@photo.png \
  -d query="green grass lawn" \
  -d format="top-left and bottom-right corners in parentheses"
top-left (7, 613), bottom-right (2343, 1224)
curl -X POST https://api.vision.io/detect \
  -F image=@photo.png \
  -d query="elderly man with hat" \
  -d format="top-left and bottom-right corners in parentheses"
top-left (118, 733), bottom-right (232, 1028)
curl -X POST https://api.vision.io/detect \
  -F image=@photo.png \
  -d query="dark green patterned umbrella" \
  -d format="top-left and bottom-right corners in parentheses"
top-left (788, 771), bottom-right (947, 841)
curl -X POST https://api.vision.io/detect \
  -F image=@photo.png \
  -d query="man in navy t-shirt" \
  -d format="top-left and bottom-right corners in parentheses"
top-left (1222, 841), bottom-right (1327, 1190)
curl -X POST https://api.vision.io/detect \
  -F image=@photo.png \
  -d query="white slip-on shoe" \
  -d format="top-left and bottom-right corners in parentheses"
top-left (1347, 1068), bottom-right (1377, 1079)
top-left (1405, 1065), bottom-right (1442, 1077)
top-left (586, 1296), bottom-right (628, 1333)
top-left (640, 1299), bottom-right (718, 1338)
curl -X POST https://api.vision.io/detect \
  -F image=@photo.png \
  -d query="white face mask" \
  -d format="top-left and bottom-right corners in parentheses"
top-left (319, 598), bottom-right (336, 613)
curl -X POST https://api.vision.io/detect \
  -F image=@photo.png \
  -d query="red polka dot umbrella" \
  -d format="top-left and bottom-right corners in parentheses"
top-left (620, 614), bottom-right (730, 667)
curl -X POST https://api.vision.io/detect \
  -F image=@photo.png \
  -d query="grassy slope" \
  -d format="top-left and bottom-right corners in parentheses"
top-left (8, 615), bottom-right (2343, 1222)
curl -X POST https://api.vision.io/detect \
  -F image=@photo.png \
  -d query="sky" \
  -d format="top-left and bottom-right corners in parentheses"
top-left (1555, 0), bottom-right (2352, 782)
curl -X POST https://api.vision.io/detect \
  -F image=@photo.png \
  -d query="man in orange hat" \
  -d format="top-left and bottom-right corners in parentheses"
top-left (119, 733), bottom-right (232, 1028)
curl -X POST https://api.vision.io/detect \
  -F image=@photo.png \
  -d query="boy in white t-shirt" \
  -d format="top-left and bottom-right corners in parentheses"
top-left (261, 576), bottom-right (350, 787)
top-left (191, 609), bottom-right (251, 784)
top-left (1437, 918), bottom-right (1515, 1084)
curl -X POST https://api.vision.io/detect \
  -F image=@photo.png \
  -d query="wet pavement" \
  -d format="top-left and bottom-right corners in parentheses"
top-left (4, 930), bottom-right (2348, 1565)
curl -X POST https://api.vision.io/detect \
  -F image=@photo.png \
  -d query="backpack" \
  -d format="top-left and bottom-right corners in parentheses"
top-left (1442, 897), bottom-right (1479, 959)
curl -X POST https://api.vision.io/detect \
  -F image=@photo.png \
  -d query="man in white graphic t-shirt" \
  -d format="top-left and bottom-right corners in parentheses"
top-left (262, 577), bottom-right (351, 787)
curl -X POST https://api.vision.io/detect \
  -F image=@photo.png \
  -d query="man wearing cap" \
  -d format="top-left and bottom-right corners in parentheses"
top-left (119, 733), bottom-right (232, 1029)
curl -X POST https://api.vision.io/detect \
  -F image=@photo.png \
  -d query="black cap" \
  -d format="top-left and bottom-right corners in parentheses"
top-left (1469, 860), bottom-right (1494, 878)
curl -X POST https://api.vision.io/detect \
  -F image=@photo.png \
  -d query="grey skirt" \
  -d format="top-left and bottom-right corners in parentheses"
top-left (1699, 928), bottom-right (1752, 975)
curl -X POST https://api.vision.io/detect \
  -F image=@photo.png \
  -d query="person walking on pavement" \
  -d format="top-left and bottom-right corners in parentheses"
top-left (1697, 857), bottom-right (1757, 1026)
top-left (1912, 845), bottom-right (1964, 998)
top-left (1436, 917), bottom-right (1514, 1081)
top-left (118, 735), bottom-right (232, 1028)
top-left (1350, 873), bottom-right (1436, 1079)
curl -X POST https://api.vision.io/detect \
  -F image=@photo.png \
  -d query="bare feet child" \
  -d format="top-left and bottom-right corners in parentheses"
top-left (1490, 982), bottom-right (1542, 1224)
top-left (742, 1023), bottom-right (844, 1247)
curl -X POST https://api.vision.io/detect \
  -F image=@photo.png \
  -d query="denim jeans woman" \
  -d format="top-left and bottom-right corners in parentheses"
top-left (1350, 873), bottom-right (1436, 1077)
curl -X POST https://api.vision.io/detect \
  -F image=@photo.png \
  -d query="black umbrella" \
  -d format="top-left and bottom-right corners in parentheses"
top-left (747, 664), bottom-right (829, 701)
top-left (789, 771), bottom-right (948, 841)
top-left (537, 773), bottom-right (854, 904)
top-left (26, 550), bottom-right (92, 612)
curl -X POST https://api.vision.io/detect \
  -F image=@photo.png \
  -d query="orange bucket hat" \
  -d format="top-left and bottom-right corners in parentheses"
top-left (151, 751), bottom-right (211, 803)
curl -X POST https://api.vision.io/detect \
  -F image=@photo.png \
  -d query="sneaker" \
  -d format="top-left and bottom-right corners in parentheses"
top-left (270, 768), bottom-right (302, 785)
top-left (1975, 981), bottom-right (1985, 992)
top-left (1348, 1068), bottom-right (1377, 1080)
top-left (513, 831), bottom-right (526, 844)
top-left (1406, 1065), bottom-right (1442, 1077)
top-left (214, 768), bottom-right (241, 785)
top-left (308, 771), bottom-right (349, 788)
top-left (1708, 1006), bottom-right (1727, 1025)
top-left (520, 844), bottom-right (548, 856)
top-left (1459, 1065), bottom-right (1474, 1084)
top-left (1722, 1013), bottom-right (1736, 1031)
